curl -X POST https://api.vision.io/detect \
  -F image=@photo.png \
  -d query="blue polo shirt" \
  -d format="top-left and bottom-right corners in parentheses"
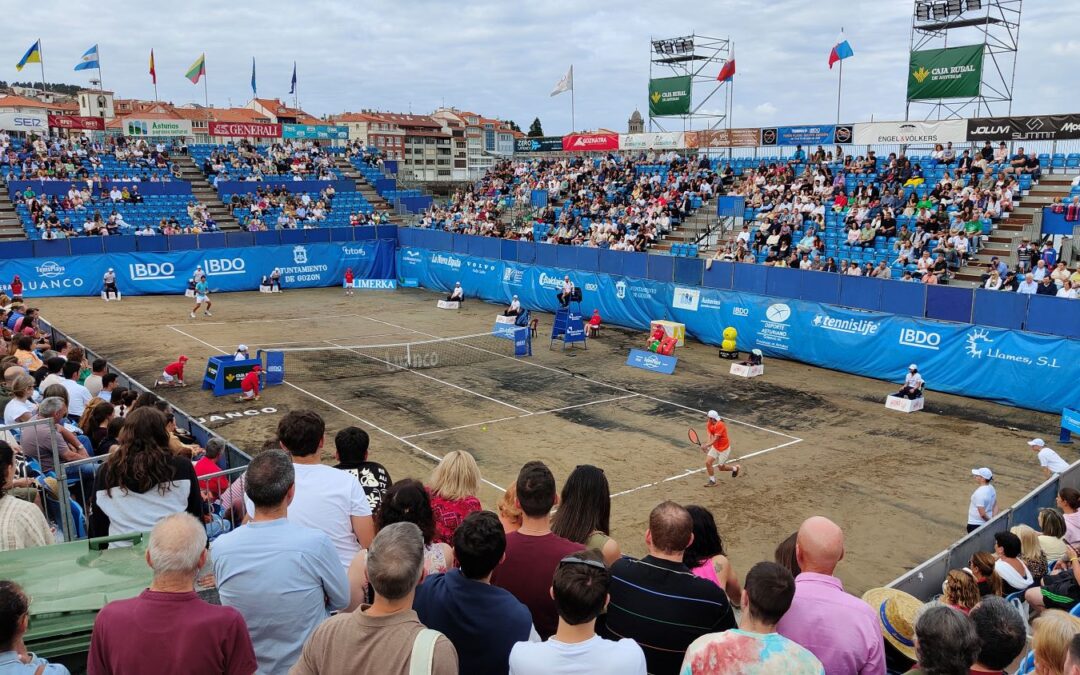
top-left (414, 569), bottom-right (535, 675)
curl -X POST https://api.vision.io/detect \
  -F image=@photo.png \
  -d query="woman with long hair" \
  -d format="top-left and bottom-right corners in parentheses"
top-left (683, 505), bottom-right (741, 601)
top-left (497, 483), bottom-right (522, 534)
top-left (941, 569), bottom-right (980, 614)
top-left (1012, 523), bottom-right (1049, 585)
top-left (774, 532), bottom-right (801, 579)
top-left (0, 441), bottom-right (52, 551)
top-left (88, 407), bottom-right (202, 541)
top-left (79, 402), bottom-right (115, 455)
top-left (1038, 508), bottom-right (1069, 564)
top-left (1057, 488), bottom-right (1080, 547)
top-left (968, 551), bottom-right (1003, 597)
top-left (550, 465), bottom-right (620, 566)
top-left (346, 478), bottom-right (454, 611)
top-left (1032, 610), bottom-right (1080, 675)
top-left (426, 450), bottom-right (482, 544)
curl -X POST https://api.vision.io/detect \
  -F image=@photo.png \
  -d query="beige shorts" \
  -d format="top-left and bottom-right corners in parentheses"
top-left (707, 448), bottom-right (731, 464)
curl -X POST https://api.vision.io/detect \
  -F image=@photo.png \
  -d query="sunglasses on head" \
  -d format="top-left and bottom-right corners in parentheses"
top-left (559, 556), bottom-right (606, 571)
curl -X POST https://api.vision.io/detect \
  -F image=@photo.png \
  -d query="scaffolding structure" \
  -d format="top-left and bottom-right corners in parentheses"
top-left (906, 0), bottom-right (1023, 120)
top-left (647, 34), bottom-right (730, 133)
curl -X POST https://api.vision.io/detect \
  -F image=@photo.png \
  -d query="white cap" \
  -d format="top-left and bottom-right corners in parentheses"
top-left (707, 410), bottom-right (721, 420)
top-left (909, 364), bottom-right (918, 370)
top-left (107, 268), bottom-right (113, 272)
top-left (1028, 438), bottom-right (1046, 447)
top-left (455, 281), bottom-right (461, 286)
top-left (972, 467), bottom-right (993, 481)
top-left (512, 295), bottom-right (518, 299)
top-left (237, 344), bottom-right (248, 351)
top-left (752, 349), bottom-right (763, 356)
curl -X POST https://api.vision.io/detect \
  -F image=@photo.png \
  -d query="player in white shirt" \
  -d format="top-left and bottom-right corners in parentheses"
top-left (504, 295), bottom-right (522, 317)
top-left (895, 364), bottom-right (925, 399)
top-left (1029, 438), bottom-right (1070, 478)
top-left (446, 281), bottom-right (465, 303)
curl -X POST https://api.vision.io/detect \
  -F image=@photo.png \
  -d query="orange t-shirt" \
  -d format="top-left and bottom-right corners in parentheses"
top-left (706, 419), bottom-right (730, 452)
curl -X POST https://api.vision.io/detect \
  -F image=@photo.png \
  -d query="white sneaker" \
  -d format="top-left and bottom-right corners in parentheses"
top-left (190, 312), bottom-right (196, 318)
top-left (204, 311), bottom-right (212, 317)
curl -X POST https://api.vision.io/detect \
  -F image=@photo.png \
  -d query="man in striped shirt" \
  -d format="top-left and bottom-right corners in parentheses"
top-left (599, 501), bottom-right (736, 674)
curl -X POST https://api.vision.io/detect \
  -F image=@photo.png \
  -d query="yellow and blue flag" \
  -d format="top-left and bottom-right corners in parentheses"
top-left (16, 40), bottom-right (41, 71)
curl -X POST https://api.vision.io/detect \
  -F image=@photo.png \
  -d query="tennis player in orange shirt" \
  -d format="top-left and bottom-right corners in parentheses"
top-left (701, 410), bottom-right (741, 487)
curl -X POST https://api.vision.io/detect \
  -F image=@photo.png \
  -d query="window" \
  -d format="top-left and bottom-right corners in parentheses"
top-left (484, 129), bottom-right (495, 150)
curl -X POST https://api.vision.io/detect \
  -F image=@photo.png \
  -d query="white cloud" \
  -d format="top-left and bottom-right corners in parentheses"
top-left (3, 0), bottom-right (1076, 134)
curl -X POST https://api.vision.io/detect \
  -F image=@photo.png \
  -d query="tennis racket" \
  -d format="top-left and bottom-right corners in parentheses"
top-left (688, 428), bottom-right (703, 450)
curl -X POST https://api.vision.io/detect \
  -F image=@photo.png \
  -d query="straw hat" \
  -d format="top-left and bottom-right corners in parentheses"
top-left (862, 587), bottom-right (921, 661)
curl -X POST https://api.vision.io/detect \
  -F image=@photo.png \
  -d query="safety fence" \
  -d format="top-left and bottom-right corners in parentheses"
top-left (399, 228), bottom-right (1080, 340)
top-left (889, 461), bottom-right (1080, 601)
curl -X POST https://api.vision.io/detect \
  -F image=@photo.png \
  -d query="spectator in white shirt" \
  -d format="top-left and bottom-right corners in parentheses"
top-left (1030, 439), bottom-right (1070, 478)
top-left (60, 361), bottom-right (93, 422)
top-left (968, 468), bottom-right (997, 533)
top-left (1032, 260), bottom-right (1049, 282)
top-left (1057, 281), bottom-right (1077, 299)
top-left (1017, 273), bottom-right (1038, 294)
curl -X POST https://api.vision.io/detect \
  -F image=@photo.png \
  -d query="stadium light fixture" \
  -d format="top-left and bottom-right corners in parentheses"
top-left (652, 40), bottom-right (664, 54)
top-left (932, 2), bottom-right (949, 19)
top-left (965, 0), bottom-right (981, 10)
top-left (915, 2), bottom-right (931, 21)
top-left (946, 0), bottom-right (962, 15)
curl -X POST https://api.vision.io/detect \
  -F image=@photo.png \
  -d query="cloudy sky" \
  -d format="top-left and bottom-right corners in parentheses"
top-left (5, 1), bottom-right (1076, 133)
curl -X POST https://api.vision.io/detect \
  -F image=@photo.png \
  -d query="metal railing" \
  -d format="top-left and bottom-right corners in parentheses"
top-left (889, 460), bottom-right (1080, 601)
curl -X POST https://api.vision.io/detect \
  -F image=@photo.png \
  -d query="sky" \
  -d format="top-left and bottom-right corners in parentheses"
top-left (4, 0), bottom-right (1077, 134)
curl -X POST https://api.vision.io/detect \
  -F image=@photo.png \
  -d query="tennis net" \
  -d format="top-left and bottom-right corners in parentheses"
top-left (277, 332), bottom-right (523, 381)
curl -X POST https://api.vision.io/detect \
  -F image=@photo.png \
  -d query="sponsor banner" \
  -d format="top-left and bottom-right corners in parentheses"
top-left (648, 75), bottom-right (692, 116)
top-left (853, 119), bottom-right (967, 145)
top-left (397, 246), bottom-right (1080, 413)
top-left (0, 111), bottom-right (47, 132)
top-left (1063, 409), bottom-right (1080, 436)
top-left (761, 125), bottom-right (853, 146)
top-left (966, 114), bottom-right (1080, 142)
top-left (908, 45), bottom-right (984, 101)
top-left (684, 128), bottom-right (760, 148)
top-left (123, 118), bottom-right (193, 137)
top-left (47, 115), bottom-right (105, 131)
top-left (208, 121), bottom-right (283, 138)
top-left (281, 123), bottom-right (349, 140)
top-left (626, 348), bottom-right (678, 375)
top-left (0, 241), bottom-right (394, 299)
top-left (515, 136), bottom-right (564, 153)
top-left (561, 132), bottom-right (619, 152)
top-left (351, 278), bottom-right (398, 290)
top-left (618, 132), bottom-right (685, 151)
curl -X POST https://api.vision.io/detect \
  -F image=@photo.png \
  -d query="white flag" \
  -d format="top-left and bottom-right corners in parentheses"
top-left (550, 65), bottom-right (573, 97)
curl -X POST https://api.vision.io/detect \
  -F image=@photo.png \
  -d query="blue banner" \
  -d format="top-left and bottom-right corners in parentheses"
top-left (761, 125), bottom-right (848, 146)
top-left (1064, 409), bottom-right (1080, 435)
top-left (397, 246), bottom-right (1080, 413)
top-left (215, 180), bottom-right (355, 196)
top-left (1043, 208), bottom-right (1076, 236)
top-left (281, 124), bottom-right (349, 140)
top-left (627, 348), bottom-right (678, 375)
top-left (0, 240), bottom-right (394, 298)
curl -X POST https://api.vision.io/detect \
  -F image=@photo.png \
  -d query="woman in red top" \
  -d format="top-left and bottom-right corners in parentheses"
top-left (426, 450), bottom-right (482, 544)
top-left (343, 267), bottom-right (354, 296)
top-left (10, 276), bottom-right (22, 299)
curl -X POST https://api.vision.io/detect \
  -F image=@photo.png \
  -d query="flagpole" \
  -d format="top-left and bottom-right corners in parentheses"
top-left (836, 28), bottom-right (844, 125)
top-left (203, 68), bottom-right (209, 109)
top-left (38, 39), bottom-right (47, 95)
top-left (570, 65), bottom-right (576, 133)
top-left (97, 47), bottom-right (104, 94)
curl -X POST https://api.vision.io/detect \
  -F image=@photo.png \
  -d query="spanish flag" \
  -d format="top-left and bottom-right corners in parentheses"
top-left (149, 49), bottom-right (157, 85)
top-left (16, 40), bottom-right (41, 72)
top-left (185, 53), bottom-right (206, 84)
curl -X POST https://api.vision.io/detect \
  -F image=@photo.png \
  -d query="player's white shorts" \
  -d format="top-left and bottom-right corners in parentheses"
top-left (708, 448), bottom-right (731, 464)
top-left (239, 389), bottom-right (257, 400)
top-left (195, 294), bottom-right (208, 304)
top-left (161, 371), bottom-right (176, 383)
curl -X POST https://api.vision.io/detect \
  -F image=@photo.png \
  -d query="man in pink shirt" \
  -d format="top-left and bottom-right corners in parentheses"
top-left (775, 516), bottom-right (885, 674)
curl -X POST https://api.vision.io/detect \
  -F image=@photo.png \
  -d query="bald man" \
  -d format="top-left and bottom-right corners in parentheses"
top-left (775, 517), bottom-right (885, 674)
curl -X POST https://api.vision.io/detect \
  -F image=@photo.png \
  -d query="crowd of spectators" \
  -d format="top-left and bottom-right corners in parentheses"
top-left (0, 341), bottom-right (1073, 675)
top-left (418, 152), bottom-right (720, 252)
top-left (198, 139), bottom-right (340, 183)
top-left (226, 184), bottom-right (392, 231)
top-left (0, 131), bottom-right (181, 182)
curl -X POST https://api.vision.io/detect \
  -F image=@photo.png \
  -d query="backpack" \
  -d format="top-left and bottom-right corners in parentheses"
top-left (409, 628), bottom-right (442, 675)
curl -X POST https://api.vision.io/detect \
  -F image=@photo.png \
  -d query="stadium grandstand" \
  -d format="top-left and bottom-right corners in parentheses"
top-left (1, 1), bottom-right (1080, 673)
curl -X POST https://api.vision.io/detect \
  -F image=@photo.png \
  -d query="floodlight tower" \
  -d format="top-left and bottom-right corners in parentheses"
top-left (647, 34), bottom-right (730, 133)
top-left (906, 0), bottom-right (1023, 120)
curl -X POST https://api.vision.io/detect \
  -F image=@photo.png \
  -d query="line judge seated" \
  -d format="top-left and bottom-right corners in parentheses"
top-left (895, 363), bottom-right (925, 400)
top-left (446, 282), bottom-right (464, 303)
top-left (504, 295), bottom-right (522, 317)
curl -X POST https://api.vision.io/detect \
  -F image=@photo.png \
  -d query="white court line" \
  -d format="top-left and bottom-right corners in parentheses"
top-left (323, 340), bottom-right (531, 414)
top-left (401, 394), bottom-right (640, 439)
top-left (206, 333), bottom-right (409, 349)
top-left (166, 312), bottom-right (364, 328)
top-left (608, 438), bottom-right (804, 499)
top-left (361, 316), bottom-right (803, 443)
top-left (166, 324), bottom-right (506, 492)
